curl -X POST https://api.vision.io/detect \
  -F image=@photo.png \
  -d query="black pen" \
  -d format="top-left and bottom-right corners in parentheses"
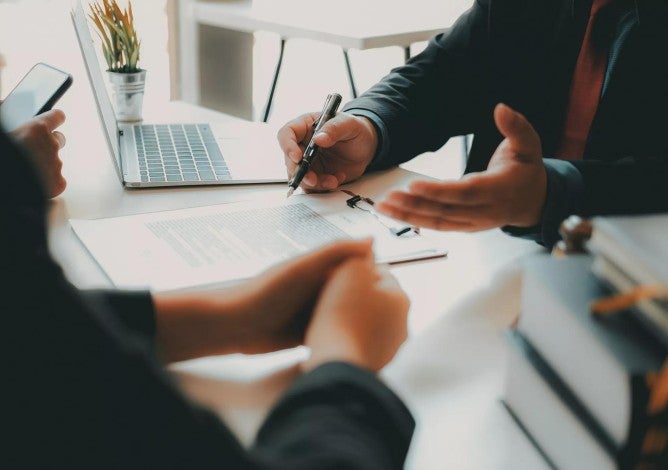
top-left (287, 92), bottom-right (342, 198)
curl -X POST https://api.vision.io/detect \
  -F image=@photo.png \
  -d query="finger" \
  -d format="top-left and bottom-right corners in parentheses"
top-left (312, 112), bottom-right (362, 148)
top-left (35, 109), bottom-right (66, 132)
top-left (277, 113), bottom-right (319, 164)
top-left (53, 131), bottom-right (66, 149)
top-left (298, 169), bottom-right (342, 191)
top-left (407, 176), bottom-right (491, 205)
top-left (333, 254), bottom-right (379, 282)
top-left (297, 239), bottom-right (374, 272)
top-left (494, 103), bottom-right (541, 160)
top-left (375, 200), bottom-right (476, 231)
top-left (382, 191), bottom-right (484, 221)
top-left (376, 266), bottom-right (402, 291)
top-left (319, 174), bottom-right (341, 190)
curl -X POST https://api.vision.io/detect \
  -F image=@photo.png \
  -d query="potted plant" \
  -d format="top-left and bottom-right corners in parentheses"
top-left (89, 0), bottom-right (144, 122)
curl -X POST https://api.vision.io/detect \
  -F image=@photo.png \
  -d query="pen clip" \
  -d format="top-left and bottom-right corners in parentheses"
top-left (312, 93), bottom-right (342, 132)
top-left (341, 190), bottom-right (420, 238)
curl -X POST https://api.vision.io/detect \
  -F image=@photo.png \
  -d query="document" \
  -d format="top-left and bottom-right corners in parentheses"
top-left (70, 183), bottom-right (448, 292)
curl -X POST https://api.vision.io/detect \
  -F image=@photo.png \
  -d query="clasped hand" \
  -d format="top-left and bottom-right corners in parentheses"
top-left (153, 239), bottom-right (409, 373)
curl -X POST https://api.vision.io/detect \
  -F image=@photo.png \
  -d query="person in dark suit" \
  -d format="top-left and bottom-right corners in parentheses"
top-left (2, 125), bottom-right (414, 468)
top-left (278, 0), bottom-right (668, 248)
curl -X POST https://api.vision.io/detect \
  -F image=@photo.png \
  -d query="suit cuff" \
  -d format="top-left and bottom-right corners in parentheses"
top-left (80, 289), bottom-right (156, 339)
top-left (257, 361), bottom-right (414, 467)
top-left (502, 159), bottom-right (584, 248)
top-left (342, 108), bottom-right (391, 172)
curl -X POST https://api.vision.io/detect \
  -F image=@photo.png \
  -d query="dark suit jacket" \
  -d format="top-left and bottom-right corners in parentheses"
top-left (2, 128), bottom-right (414, 469)
top-left (344, 0), bottom-right (668, 246)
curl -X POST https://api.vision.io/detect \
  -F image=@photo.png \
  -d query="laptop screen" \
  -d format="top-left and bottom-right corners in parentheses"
top-left (71, 1), bottom-right (123, 182)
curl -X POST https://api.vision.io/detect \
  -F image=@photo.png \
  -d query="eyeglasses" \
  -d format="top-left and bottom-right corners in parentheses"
top-left (341, 190), bottom-right (420, 238)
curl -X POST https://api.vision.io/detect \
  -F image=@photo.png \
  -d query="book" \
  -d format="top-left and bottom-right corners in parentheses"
top-left (587, 214), bottom-right (668, 288)
top-left (591, 255), bottom-right (668, 346)
top-left (587, 215), bottom-right (668, 343)
top-left (503, 329), bottom-right (616, 470)
top-left (511, 255), bottom-right (667, 467)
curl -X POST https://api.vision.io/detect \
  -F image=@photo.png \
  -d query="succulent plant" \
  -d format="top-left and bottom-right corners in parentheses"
top-left (89, 0), bottom-right (141, 73)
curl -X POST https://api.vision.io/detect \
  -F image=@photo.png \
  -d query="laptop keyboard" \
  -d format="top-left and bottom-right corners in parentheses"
top-left (134, 124), bottom-right (232, 183)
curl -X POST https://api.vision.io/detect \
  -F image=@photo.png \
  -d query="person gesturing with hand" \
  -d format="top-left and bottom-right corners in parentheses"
top-left (375, 104), bottom-right (547, 232)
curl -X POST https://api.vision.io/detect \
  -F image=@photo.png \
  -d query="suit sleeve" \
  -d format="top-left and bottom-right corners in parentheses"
top-left (342, 0), bottom-right (493, 171)
top-left (80, 289), bottom-right (156, 340)
top-left (3, 129), bottom-right (414, 469)
top-left (253, 362), bottom-right (414, 469)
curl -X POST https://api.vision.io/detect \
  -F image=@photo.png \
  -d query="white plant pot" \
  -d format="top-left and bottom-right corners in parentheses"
top-left (107, 70), bottom-right (146, 122)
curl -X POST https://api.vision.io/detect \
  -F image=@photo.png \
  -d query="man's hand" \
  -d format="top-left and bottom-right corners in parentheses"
top-left (302, 255), bottom-right (410, 373)
top-left (277, 111), bottom-right (378, 191)
top-left (376, 103), bottom-right (547, 231)
top-left (152, 239), bottom-right (374, 362)
top-left (10, 109), bottom-right (67, 198)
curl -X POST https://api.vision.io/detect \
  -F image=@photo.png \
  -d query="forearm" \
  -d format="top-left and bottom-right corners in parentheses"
top-left (152, 289), bottom-right (247, 363)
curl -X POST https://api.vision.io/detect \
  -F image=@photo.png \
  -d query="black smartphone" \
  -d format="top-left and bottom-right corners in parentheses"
top-left (0, 62), bottom-right (73, 132)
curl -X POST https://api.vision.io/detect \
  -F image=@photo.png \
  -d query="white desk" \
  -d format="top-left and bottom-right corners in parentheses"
top-left (168, 0), bottom-right (473, 120)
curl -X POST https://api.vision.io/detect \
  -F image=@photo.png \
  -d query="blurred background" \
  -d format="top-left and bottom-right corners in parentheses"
top-left (0, 0), bottom-right (473, 178)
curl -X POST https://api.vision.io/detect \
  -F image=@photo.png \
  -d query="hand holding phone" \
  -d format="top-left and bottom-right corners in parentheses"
top-left (0, 62), bottom-right (72, 132)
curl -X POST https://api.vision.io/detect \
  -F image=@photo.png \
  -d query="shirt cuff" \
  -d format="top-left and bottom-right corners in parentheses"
top-left (502, 159), bottom-right (584, 248)
top-left (341, 107), bottom-right (390, 171)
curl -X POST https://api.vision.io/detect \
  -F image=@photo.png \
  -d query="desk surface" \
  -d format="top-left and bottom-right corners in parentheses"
top-left (191, 0), bottom-right (473, 49)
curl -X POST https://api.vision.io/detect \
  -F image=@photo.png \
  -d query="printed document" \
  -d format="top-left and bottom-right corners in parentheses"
top-left (70, 190), bottom-right (447, 291)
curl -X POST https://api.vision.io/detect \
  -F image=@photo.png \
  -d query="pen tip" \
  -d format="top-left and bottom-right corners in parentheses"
top-left (286, 187), bottom-right (294, 198)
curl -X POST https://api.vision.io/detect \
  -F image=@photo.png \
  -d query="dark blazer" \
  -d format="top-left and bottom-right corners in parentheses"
top-left (345, 0), bottom-right (668, 237)
top-left (2, 128), bottom-right (414, 469)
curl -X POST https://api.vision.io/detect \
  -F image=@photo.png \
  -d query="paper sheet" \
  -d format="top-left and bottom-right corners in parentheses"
top-left (70, 191), bottom-right (447, 291)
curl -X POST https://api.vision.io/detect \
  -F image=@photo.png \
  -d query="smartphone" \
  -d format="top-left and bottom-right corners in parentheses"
top-left (0, 62), bottom-right (72, 132)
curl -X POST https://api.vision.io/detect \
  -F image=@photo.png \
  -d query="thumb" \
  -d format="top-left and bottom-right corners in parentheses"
top-left (35, 109), bottom-right (66, 132)
top-left (494, 103), bottom-right (541, 161)
top-left (312, 113), bottom-right (359, 148)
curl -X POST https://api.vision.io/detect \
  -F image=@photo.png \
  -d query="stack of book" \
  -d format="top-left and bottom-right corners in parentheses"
top-left (503, 214), bottom-right (668, 469)
top-left (587, 214), bottom-right (668, 346)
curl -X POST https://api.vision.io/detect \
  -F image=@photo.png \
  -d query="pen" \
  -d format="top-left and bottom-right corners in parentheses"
top-left (287, 92), bottom-right (342, 197)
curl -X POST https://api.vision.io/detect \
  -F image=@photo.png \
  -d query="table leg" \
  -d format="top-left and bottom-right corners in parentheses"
top-left (262, 38), bottom-right (287, 123)
top-left (404, 46), bottom-right (411, 63)
top-left (342, 49), bottom-right (358, 99)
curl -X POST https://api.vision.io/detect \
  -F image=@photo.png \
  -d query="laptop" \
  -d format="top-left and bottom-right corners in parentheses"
top-left (71, 1), bottom-right (287, 188)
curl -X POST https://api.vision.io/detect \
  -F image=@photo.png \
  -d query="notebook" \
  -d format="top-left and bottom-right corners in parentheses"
top-left (71, 1), bottom-right (286, 188)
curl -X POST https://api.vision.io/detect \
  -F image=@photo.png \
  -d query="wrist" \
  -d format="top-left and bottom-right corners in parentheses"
top-left (354, 114), bottom-right (380, 167)
top-left (302, 333), bottom-right (372, 373)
